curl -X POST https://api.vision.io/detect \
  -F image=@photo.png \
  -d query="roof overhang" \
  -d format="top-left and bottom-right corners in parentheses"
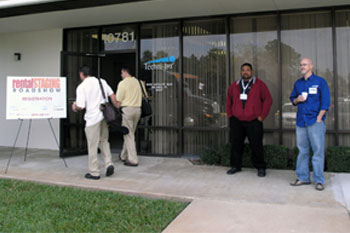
top-left (0, 0), bottom-right (66, 9)
top-left (0, 0), bottom-right (349, 34)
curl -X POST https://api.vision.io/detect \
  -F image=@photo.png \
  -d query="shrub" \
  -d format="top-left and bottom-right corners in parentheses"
top-left (200, 144), bottom-right (350, 172)
top-left (219, 143), bottom-right (230, 166)
top-left (327, 146), bottom-right (350, 172)
top-left (290, 147), bottom-right (299, 170)
top-left (199, 147), bottom-right (220, 165)
top-left (200, 143), bottom-right (290, 169)
top-left (264, 144), bottom-right (289, 169)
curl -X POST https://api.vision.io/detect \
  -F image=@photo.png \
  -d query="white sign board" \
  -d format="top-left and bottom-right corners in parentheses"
top-left (6, 76), bottom-right (67, 119)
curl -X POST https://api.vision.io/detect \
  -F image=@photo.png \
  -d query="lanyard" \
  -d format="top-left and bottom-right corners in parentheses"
top-left (241, 79), bottom-right (252, 94)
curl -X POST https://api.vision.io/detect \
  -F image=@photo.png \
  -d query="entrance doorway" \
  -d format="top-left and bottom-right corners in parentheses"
top-left (100, 53), bottom-right (136, 153)
top-left (60, 52), bottom-right (136, 157)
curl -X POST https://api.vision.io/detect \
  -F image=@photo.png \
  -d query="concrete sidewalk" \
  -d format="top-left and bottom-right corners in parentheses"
top-left (0, 147), bottom-right (349, 233)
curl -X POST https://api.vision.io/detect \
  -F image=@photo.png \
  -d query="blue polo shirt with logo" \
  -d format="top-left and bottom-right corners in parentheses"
top-left (289, 74), bottom-right (330, 127)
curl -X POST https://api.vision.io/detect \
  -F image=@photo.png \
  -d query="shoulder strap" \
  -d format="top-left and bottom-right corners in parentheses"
top-left (138, 79), bottom-right (147, 98)
top-left (97, 77), bottom-right (108, 103)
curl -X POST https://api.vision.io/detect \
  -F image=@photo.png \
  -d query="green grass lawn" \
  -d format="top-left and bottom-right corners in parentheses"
top-left (0, 179), bottom-right (188, 232)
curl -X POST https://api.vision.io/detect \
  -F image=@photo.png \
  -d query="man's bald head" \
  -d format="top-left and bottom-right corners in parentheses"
top-left (301, 58), bottom-right (313, 65)
top-left (300, 58), bottom-right (314, 78)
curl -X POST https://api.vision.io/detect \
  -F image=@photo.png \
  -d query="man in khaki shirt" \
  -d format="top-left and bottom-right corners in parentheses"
top-left (116, 67), bottom-right (143, 166)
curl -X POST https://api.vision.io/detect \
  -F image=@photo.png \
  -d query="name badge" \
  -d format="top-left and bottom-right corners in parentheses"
top-left (240, 94), bottom-right (248, 100)
top-left (309, 87), bottom-right (317, 94)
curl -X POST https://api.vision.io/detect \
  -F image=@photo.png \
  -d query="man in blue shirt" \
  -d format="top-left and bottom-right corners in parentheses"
top-left (289, 58), bottom-right (330, 191)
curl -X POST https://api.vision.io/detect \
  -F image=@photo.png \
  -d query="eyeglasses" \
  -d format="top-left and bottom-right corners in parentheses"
top-left (300, 63), bottom-right (309, 66)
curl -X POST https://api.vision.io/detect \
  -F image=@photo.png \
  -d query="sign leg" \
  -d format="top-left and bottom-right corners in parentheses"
top-left (24, 119), bottom-right (32, 161)
top-left (48, 119), bottom-right (68, 168)
top-left (5, 119), bottom-right (24, 174)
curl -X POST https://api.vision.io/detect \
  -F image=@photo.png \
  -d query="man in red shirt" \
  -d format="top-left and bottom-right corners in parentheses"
top-left (226, 63), bottom-right (272, 177)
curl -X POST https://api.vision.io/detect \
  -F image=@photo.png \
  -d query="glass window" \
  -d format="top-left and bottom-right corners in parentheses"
top-left (183, 19), bottom-right (227, 128)
top-left (61, 55), bottom-right (98, 153)
top-left (339, 134), bottom-right (350, 146)
top-left (184, 131), bottom-right (228, 154)
top-left (230, 15), bottom-right (278, 129)
top-left (263, 132), bottom-right (280, 145)
top-left (182, 19), bottom-right (227, 155)
top-left (336, 10), bottom-right (350, 130)
top-left (140, 22), bottom-right (180, 127)
top-left (137, 129), bottom-right (178, 155)
top-left (102, 25), bottom-right (136, 51)
top-left (65, 28), bottom-right (99, 53)
top-left (281, 11), bottom-right (334, 133)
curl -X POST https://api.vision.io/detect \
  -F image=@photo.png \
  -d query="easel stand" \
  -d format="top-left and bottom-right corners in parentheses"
top-left (5, 118), bottom-right (68, 174)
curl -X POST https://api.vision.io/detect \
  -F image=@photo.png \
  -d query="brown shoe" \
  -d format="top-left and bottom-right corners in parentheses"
top-left (290, 179), bottom-right (311, 186)
top-left (124, 161), bottom-right (138, 167)
top-left (119, 154), bottom-right (126, 162)
top-left (315, 183), bottom-right (324, 191)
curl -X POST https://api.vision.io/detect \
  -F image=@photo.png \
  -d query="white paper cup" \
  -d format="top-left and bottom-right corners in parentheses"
top-left (302, 92), bottom-right (308, 100)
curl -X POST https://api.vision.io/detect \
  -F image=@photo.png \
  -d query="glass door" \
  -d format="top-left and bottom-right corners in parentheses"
top-left (60, 53), bottom-right (99, 157)
top-left (100, 53), bottom-right (136, 153)
top-left (60, 52), bottom-right (137, 157)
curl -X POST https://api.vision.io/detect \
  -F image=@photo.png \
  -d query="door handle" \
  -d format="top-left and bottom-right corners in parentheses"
top-left (85, 53), bottom-right (106, 57)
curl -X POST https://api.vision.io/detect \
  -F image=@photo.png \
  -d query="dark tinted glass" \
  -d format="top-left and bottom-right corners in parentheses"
top-left (281, 12), bottom-right (334, 132)
top-left (183, 19), bottom-right (227, 128)
top-left (140, 22), bottom-right (180, 127)
top-left (336, 10), bottom-right (350, 130)
top-left (230, 15), bottom-right (278, 129)
top-left (66, 28), bottom-right (99, 53)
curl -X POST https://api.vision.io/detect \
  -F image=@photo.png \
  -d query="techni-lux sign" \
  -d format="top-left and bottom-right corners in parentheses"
top-left (144, 56), bottom-right (176, 71)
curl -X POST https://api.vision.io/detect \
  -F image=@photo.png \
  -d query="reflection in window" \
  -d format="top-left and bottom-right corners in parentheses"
top-left (281, 12), bottom-right (334, 134)
top-left (140, 23), bottom-right (180, 154)
top-left (230, 15), bottom-right (278, 129)
top-left (184, 131), bottom-right (228, 155)
top-left (183, 19), bottom-right (227, 128)
top-left (183, 19), bottom-right (227, 154)
top-left (138, 129), bottom-right (178, 154)
top-left (336, 10), bottom-right (350, 130)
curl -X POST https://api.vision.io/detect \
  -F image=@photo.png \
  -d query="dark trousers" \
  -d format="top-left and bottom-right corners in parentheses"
top-left (229, 116), bottom-right (266, 169)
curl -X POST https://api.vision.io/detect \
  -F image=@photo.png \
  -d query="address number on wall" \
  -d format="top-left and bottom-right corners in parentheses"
top-left (103, 32), bottom-right (135, 43)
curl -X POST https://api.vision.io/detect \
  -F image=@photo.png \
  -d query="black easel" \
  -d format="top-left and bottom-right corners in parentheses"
top-left (5, 118), bottom-right (68, 174)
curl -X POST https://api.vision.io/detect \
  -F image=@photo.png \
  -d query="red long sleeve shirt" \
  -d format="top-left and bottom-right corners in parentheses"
top-left (226, 77), bottom-right (272, 122)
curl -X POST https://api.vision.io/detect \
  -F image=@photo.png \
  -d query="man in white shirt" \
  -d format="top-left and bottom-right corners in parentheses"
top-left (72, 66), bottom-right (119, 180)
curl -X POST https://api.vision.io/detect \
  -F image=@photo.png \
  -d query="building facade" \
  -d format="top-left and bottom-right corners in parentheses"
top-left (0, 1), bottom-right (350, 157)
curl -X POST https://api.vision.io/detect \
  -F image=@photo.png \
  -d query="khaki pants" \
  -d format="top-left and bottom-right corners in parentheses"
top-left (120, 107), bottom-right (141, 164)
top-left (85, 120), bottom-right (114, 176)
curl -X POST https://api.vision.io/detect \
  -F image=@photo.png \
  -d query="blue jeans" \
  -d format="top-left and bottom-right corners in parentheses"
top-left (296, 121), bottom-right (326, 184)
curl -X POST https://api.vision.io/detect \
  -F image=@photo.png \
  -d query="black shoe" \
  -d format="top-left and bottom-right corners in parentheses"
top-left (257, 168), bottom-right (266, 177)
top-left (226, 167), bottom-right (241, 175)
top-left (106, 165), bottom-right (114, 177)
top-left (124, 161), bottom-right (138, 167)
top-left (85, 173), bottom-right (100, 180)
top-left (120, 126), bottom-right (129, 135)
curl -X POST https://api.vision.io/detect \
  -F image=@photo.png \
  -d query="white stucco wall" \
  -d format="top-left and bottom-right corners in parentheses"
top-left (0, 29), bottom-right (62, 150)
